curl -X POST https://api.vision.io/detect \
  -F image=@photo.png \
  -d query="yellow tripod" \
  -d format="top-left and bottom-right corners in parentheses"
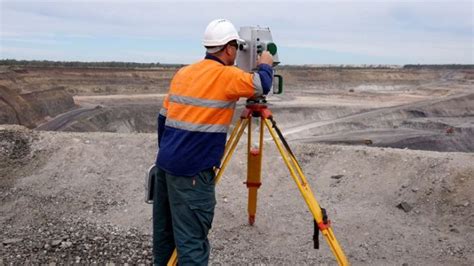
top-left (167, 99), bottom-right (349, 265)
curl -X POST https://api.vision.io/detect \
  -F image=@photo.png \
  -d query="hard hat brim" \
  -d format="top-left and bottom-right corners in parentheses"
top-left (203, 37), bottom-right (245, 47)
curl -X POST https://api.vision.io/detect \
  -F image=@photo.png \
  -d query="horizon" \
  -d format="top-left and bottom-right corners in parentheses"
top-left (1, 0), bottom-right (473, 65)
top-left (2, 58), bottom-right (474, 67)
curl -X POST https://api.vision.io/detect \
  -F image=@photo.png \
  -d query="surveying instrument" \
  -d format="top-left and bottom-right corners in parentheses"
top-left (147, 26), bottom-right (349, 265)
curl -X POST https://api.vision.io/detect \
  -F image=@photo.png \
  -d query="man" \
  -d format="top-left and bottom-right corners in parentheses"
top-left (153, 19), bottom-right (273, 265)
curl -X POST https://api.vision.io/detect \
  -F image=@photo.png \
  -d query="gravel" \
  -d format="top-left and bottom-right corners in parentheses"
top-left (1, 217), bottom-right (153, 264)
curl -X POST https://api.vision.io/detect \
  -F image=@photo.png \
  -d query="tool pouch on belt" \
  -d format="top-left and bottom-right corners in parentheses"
top-left (145, 164), bottom-right (157, 204)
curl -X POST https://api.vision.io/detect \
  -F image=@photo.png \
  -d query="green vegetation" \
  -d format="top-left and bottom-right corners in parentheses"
top-left (0, 59), bottom-right (183, 69)
top-left (1, 59), bottom-right (472, 70)
top-left (281, 64), bottom-right (473, 70)
top-left (403, 64), bottom-right (474, 69)
top-left (279, 64), bottom-right (401, 69)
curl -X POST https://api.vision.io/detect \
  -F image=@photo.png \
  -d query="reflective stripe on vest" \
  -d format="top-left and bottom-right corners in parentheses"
top-left (166, 118), bottom-right (228, 133)
top-left (159, 108), bottom-right (167, 117)
top-left (169, 94), bottom-right (236, 109)
top-left (252, 74), bottom-right (263, 96)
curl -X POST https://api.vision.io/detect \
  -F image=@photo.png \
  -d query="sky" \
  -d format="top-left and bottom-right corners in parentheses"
top-left (0, 0), bottom-right (473, 65)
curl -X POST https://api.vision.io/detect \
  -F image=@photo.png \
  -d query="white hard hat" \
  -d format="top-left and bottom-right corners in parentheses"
top-left (202, 19), bottom-right (244, 47)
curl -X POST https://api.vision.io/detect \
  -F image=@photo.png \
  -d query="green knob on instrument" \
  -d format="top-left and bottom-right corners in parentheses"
top-left (267, 42), bottom-right (277, 55)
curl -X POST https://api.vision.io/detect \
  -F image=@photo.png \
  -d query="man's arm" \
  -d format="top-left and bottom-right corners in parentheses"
top-left (255, 51), bottom-right (274, 96)
top-left (253, 64), bottom-right (273, 96)
top-left (225, 51), bottom-right (274, 99)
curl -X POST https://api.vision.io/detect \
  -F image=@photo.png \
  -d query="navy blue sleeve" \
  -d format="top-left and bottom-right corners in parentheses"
top-left (157, 114), bottom-right (166, 148)
top-left (256, 63), bottom-right (273, 95)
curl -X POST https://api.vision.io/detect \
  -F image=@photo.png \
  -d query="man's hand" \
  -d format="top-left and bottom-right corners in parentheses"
top-left (257, 51), bottom-right (273, 66)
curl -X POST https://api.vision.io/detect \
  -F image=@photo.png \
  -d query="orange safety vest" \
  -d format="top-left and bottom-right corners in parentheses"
top-left (156, 55), bottom-right (269, 176)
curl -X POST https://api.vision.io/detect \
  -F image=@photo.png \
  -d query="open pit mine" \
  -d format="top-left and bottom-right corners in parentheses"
top-left (1, 65), bottom-right (473, 264)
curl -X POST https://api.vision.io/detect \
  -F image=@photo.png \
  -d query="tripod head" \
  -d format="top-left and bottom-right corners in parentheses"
top-left (246, 96), bottom-right (267, 105)
top-left (236, 26), bottom-right (283, 95)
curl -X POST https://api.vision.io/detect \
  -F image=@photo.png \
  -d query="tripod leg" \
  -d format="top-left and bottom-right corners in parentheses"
top-left (215, 118), bottom-right (249, 184)
top-left (263, 118), bottom-right (349, 266)
top-left (167, 250), bottom-right (177, 266)
top-left (246, 116), bottom-right (264, 225)
top-left (223, 118), bottom-right (243, 157)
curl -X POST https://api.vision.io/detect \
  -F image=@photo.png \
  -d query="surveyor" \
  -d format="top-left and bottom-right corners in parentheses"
top-left (153, 19), bottom-right (274, 265)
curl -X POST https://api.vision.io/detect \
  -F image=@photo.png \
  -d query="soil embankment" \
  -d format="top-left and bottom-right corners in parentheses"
top-left (284, 92), bottom-right (474, 152)
top-left (0, 85), bottom-right (39, 127)
top-left (0, 85), bottom-right (76, 128)
top-left (0, 67), bottom-right (175, 96)
top-left (0, 66), bottom-right (174, 129)
top-left (22, 87), bottom-right (76, 119)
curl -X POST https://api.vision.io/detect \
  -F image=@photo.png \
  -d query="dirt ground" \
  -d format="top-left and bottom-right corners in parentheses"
top-left (1, 66), bottom-right (473, 264)
top-left (0, 125), bottom-right (472, 264)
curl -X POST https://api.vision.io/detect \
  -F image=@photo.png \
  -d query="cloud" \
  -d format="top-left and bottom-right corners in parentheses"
top-left (1, 0), bottom-right (472, 64)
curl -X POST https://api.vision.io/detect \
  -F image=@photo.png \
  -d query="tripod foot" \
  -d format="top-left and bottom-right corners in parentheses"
top-left (248, 215), bottom-right (255, 226)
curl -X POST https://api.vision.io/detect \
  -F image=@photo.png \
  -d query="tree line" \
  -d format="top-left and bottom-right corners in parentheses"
top-left (402, 64), bottom-right (473, 69)
top-left (1, 59), bottom-right (472, 70)
top-left (0, 59), bottom-right (183, 69)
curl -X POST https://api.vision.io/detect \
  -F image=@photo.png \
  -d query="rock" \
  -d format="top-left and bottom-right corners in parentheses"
top-left (60, 241), bottom-right (73, 248)
top-left (411, 187), bottom-right (419, 192)
top-left (396, 202), bottom-right (413, 212)
top-left (2, 238), bottom-right (23, 245)
top-left (330, 175), bottom-right (344, 180)
top-left (51, 239), bottom-right (62, 247)
top-left (450, 228), bottom-right (460, 233)
top-left (455, 201), bottom-right (470, 207)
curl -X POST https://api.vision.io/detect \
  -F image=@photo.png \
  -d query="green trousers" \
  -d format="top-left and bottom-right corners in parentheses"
top-left (153, 167), bottom-right (216, 265)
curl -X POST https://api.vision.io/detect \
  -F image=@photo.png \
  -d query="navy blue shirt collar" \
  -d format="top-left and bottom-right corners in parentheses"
top-left (205, 53), bottom-right (225, 65)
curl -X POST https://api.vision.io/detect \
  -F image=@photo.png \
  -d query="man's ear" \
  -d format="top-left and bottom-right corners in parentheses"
top-left (224, 45), bottom-right (232, 56)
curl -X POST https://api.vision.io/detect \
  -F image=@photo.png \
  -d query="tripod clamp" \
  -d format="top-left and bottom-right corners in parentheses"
top-left (313, 208), bottom-right (331, 249)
